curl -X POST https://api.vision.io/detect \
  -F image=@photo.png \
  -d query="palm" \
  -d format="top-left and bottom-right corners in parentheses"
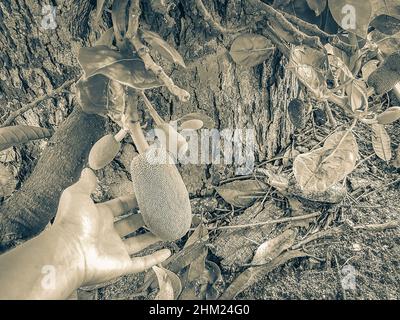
top-left (53, 168), bottom-right (170, 287)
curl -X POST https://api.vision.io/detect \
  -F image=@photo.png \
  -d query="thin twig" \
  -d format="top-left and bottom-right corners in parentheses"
top-left (208, 212), bottom-right (320, 231)
top-left (282, 12), bottom-right (354, 55)
top-left (1, 78), bottom-right (78, 127)
top-left (355, 177), bottom-right (400, 200)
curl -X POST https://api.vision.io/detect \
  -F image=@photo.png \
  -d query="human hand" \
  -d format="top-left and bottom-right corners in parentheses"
top-left (52, 168), bottom-right (171, 287)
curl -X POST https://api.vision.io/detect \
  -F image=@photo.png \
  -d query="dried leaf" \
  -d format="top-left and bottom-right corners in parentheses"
top-left (328, 0), bottom-right (373, 38)
top-left (187, 249), bottom-right (208, 283)
top-left (293, 130), bottom-right (358, 192)
top-left (140, 29), bottom-right (186, 68)
top-left (392, 146), bottom-right (400, 168)
top-left (370, 15), bottom-right (400, 35)
top-left (185, 223), bottom-right (209, 249)
top-left (215, 180), bottom-right (267, 207)
top-left (153, 266), bottom-right (182, 300)
top-left (371, 124), bottom-right (392, 161)
top-left (0, 125), bottom-right (53, 152)
top-left (306, 0), bottom-right (327, 16)
top-left (362, 60), bottom-right (380, 81)
top-left (230, 34), bottom-right (274, 67)
top-left (177, 113), bottom-right (215, 129)
top-left (252, 229), bottom-right (297, 265)
top-left (220, 250), bottom-right (308, 300)
top-left (376, 106), bottom-right (400, 124)
top-left (180, 119), bottom-right (204, 131)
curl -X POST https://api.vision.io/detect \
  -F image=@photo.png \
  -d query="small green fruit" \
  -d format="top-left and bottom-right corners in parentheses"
top-left (88, 134), bottom-right (121, 170)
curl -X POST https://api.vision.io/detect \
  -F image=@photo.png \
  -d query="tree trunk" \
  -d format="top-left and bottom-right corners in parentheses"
top-left (0, 0), bottom-right (297, 249)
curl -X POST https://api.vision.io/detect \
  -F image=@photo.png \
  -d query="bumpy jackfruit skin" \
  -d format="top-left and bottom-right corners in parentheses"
top-left (88, 134), bottom-right (121, 170)
top-left (130, 147), bottom-right (192, 241)
top-left (368, 51), bottom-right (400, 94)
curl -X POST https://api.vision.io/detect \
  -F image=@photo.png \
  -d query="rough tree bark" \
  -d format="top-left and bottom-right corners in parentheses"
top-left (0, 0), bottom-right (297, 250)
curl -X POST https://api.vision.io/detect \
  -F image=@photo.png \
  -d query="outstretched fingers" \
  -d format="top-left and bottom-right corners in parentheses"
top-left (129, 249), bottom-right (171, 274)
top-left (114, 214), bottom-right (145, 237)
top-left (97, 194), bottom-right (138, 217)
top-left (124, 233), bottom-right (161, 255)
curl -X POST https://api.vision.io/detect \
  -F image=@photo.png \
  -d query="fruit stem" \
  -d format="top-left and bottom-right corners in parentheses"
top-left (114, 129), bottom-right (128, 142)
top-left (140, 91), bottom-right (165, 126)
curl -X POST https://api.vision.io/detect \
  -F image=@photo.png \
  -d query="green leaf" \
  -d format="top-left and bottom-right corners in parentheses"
top-left (111, 0), bottom-right (129, 40)
top-left (370, 0), bottom-right (400, 20)
top-left (368, 30), bottom-right (400, 56)
top-left (230, 34), bottom-right (275, 67)
top-left (215, 179), bottom-right (267, 207)
top-left (328, 0), bottom-right (372, 38)
top-left (76, 75), bottom-right (125, 116)
top-left (370, 15), bottom-right (400, 35)
top-left (140, 29), bottom-right (186, 68)
top-left (78, 46), bottom-right (162, 89)
top-left (361, 60), bottom-right (380, 81)
top-left (306, 0), bottom-right (327, 16)
top-left (376, 106), bottom-right (400, 124)
top-left (371, 124), bottom-right (392, 161)
top-left (0, 125), bottom-right (53, 152)
top-left (346, 79), bottom-right (368, 111)
top-left (95, 28), bottom-right (115, 47)
top-left (293, 130), bottom-right (358, 192)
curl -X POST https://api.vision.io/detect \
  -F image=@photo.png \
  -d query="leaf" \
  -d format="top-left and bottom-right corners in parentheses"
top-left (0, 125), bottom-right (53, 152)
top-left (78, 46), bottom-right (162, 89)
top-left (368, 30), bottom-right (400, 56)
top-left (370, 15), bottom-right (400, 35)
top-left (95, 28), bottom-right (115, 47)
top-left (177, 113), bottom-right (215, 129)
top-left (153, 266), bottom-right (182, 300)
top-left (230, 34), bottom-right (274, 67)
top-left (140, 29), bottom-right (186, 68)
top-left (94, 0), bottom-right (106, 24)
top-left (328, 0), bottom-right (373, 38)
top-left (112, 0), bottom-right (129, 40)
top-left (392, 146), bottom-right (400, 168)
top-left (362, 60), bottom-right (380, 81)
top-left (180, 119), bottom-right (204, 131)
top-left (371, 124), bottom-right (392, 161)
top-left (252, 229), bottom-right (297, 265)
top-left (293, 130), bottom-right (358, 192)
top-left (377, 107), bottom-right (400, 124)
top-left (306, 0), bottom-right (327, 16)
top-left (346, 79), bottom-right (368, 111)
top-left (370, 0), bottom-right (400, 20)
top-left (184, 223), bottom-right (209, 249)
top-left (215, 180), bottom-right (267, 207)
top-left (0, 163), bottom-right (16, 198)
top-left (289, 46), bottom-right (328, 99)
top-left (220, 250), bottom-right (308, 300)
top-left (187, 249), bottom-right (207, 282)
top-left (76, 75), bottom-right (125, 116)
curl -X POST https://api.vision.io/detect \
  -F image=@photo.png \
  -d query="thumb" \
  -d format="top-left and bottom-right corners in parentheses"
top-left (68, 168), bottom-right (98, 195)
